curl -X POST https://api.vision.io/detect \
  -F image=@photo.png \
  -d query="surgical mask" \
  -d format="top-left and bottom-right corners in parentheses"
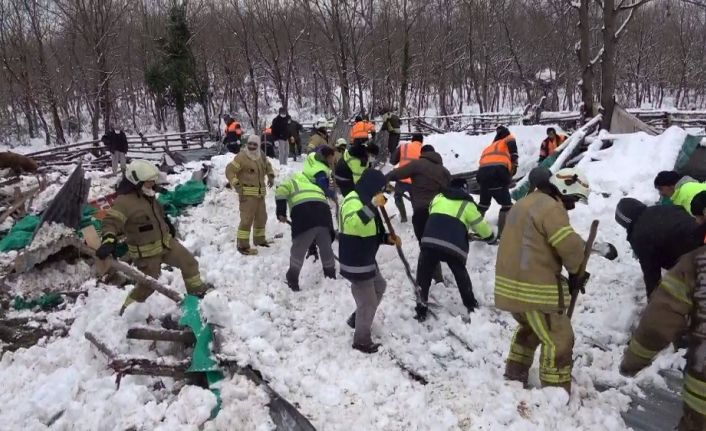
top-left (142, 185), bottom-right (156, 197)
top-left (279, 114), bottom-right (286, 118)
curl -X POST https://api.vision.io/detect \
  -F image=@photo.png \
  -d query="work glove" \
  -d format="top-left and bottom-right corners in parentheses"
top-left (231, 181), bottom-right (242, 194)
top-left (484, 232), bottom-right (498, 245)
top-left (385, 233), bottom-right (402, 247)
top-left (96, 235), bottom-right (117, 260)
top-left (569, 271), bottom-right (590, 295)
top-left (306, 243), bottom-right (319, 262)
top-left (372, 193), bottom-right (387, 207)
top-left (593, 241), bottom-right (618, 261)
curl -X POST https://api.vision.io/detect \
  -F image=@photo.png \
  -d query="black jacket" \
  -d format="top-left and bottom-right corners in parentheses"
top-left (271, 115), bottom-right (291, 140)
top-left (276, 197), bottom-right (333, 239)
top-left (629, 205), bottom-right (705, 295)
top-left (287, 120), bottom-right (303, 145)
top-left (421, 187), bottom-right (475, 261)
top-left (102, 130), bottom-right (129, 153)
top-left (334, 143), bottom-right (369, 197)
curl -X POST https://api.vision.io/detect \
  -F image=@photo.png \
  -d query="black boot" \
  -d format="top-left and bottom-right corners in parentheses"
top-left (432, 264), bottom-right (443, 284)
top-left (286, 269), bottom-right (300, 292)
top-left (414, 304), bottom-right (428, 322)
top-left (346, 312), bottom-right (356, 329)
top-left (352, 342), bottom-right (381, 354)
top-left (323, 267), bottom-right (336, 279)
top-left (466, 298), bottom-right (479, 314)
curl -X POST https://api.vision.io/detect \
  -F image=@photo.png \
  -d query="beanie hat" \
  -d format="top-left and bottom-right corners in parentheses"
top-left (420, 144), bottom-right (435, 153)
top-left (528, 167), bottom-right (552, 188)
top-left (615, 198), bottom-right (647, 230)
top-left (355, 169), bottom-right (386, 203)
top-left (691, 191), bottom-right (706, 216)
top-left (412, 133), bottom-right (424, 142)
top-left (654, 170), bottom-right (681, 187)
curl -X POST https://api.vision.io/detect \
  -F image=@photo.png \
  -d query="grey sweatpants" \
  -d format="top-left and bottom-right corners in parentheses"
top-left (276, 140), bottom-right (288, 165)
top-left (288, 226), bottom-right (335, 278)
top-left (351, 270), bottom-right (387, 346)
top-left (111, 151), bottom-right (126, 175)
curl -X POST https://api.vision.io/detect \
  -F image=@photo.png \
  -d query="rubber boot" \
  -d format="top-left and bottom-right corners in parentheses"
top-left (352, 342), bottom-right (381, 354)
top-left (346, 312), bottom-right (356, 329)
top-left (323, 267), bottom-right (336, 279)
top-left (497, 210), bottom-right (509, 239)
top-left (414, 304), bottom-right (428, 322)
top-left (395, 197), bottom-right (408, 223)
top-left (285, 269), bottom-right (300, 291)
top-left (504, 360), bottom-right (530, 388)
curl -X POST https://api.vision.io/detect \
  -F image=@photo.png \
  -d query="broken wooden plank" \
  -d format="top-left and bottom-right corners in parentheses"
top-left (110, 356), bottom-right (190, 379)
top-left (85, 331), bottom-right (117, 359)
top-left (127, 327), bottom-right (196, 344)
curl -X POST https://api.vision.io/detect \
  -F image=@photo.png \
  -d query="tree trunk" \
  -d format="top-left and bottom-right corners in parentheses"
top-left (600, 0), bottom-right (617, 130)
top-left (578, 0), bottom-right (594, 120)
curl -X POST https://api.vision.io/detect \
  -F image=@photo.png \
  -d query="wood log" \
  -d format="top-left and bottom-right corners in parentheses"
top-left (110, 356), bottom-right (190, 378)
top-left (85, 331), bottom-right (117, 359)
top-left (127, 327), bottom-right (195, 344)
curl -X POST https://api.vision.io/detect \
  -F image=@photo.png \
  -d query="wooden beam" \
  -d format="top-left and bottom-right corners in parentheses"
top-left (126, 327), bottom-right (195, 344)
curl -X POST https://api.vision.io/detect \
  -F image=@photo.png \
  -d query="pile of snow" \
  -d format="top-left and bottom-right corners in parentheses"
top-left (425, 125), bottom-right (560, 177)
top-left (0, 126), bottom-right (695, 430)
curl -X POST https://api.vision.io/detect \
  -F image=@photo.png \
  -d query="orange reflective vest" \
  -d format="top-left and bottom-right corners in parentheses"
top-left (479, 135), bottom-right (515, 170)
top-left (225, 121), bottom-right (242, 137)
top-left (398, 141), bottom-right (422, 184)
top-left (364, 121), bottom-right (376, 134)
top-left (350, 121), bottom-right (370, 141)
top-left (541, 134), bottom-right (567, 158)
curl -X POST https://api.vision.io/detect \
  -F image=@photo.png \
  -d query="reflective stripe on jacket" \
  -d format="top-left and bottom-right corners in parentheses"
top-left (397, 141), bottom-right (422, 184)
top-left (350, 121), bottom-right (370, 140)
top-left (494, 191), bottom-right (584, 313)
top-left (303, 153), bottom-right (331, 182)
top-left (421, 192), bottom-right (493, 260)
top-left (102, 192), bottom-right (172, 259)
top-left (275, 173), bottom-right (327, 210)
top-left (338, 191), bottom-right (383, 280)
top-left (225, 151), bottom-right (274, 197)
top-left (480, 135), bottom-right (514, 170)
top-left (672, 179), bottom-right (706, 213)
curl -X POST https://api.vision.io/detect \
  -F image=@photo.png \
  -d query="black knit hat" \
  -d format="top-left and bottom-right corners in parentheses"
top-left (421, 144), bottom-right (435, 153)
top-left (356, 169), bottom-right (386, 203)
top-left (654, 170), bottom-right (681, 187)
top-left (615, 198), bottom-right (647, 230)
top-left (691, 191), bottom-right (706, 216)
top-left (529, 167), bottom-right (552, 188)
top-left (450, 178), bottom-right (468, 190)
top-left (412, 133), bottom-right (424, 142)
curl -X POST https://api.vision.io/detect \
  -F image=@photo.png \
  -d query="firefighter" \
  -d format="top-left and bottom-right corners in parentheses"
top-left (380, 109), bottom-right (402, 159)
top-left (495, 168), bottom-right (590, 393)
top-left (538, 127), bottom-right (567, 163)
top-left (276, 147), bottom-right (337, 291)
top-left (226, 135), bottom-right (275, 255)
top-left (307, 126), bottom-right (330, 153)
top-left (223, 115), bottom-right (243, 154)
top-left (654, 170), bottom-right (706, 213)
top-left (619, 245), bottom-right (706, 430)
top-left (350, 115), bottom-right (371, 146)
top-left (339, 169), bottom-right (400, 353)
top-left (414, 178), bottom-right (495, 322)
top-left (388, 133), bottom-right (424, 223)
top-left (476, 125), bottom-right (518, 237)
top-left (334, 142), bottom-right (380, 197)
top-left (96, 160), bottom-right (208, 315)
top-left (615, 197), bottom-right (703, 297)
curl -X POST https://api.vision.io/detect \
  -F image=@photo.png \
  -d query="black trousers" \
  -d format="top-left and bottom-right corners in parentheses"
top-left (478, 186), bottom-right (513, 214)
top-left (417, 248), bottom-right (476, 311)
top-left (412, 208), bottom-right (430, 242)
top-left (387, 133), bottom-right (400, 158)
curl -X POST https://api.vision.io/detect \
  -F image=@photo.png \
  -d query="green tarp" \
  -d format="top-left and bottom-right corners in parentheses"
top-left (158, 180), bottom-right (208, 217)
top-left (13, 292), bottom-right (63, 310)
top-left (674, 134), bottom-right (703, 171)
top-left (0, 215), bottom-right (40, 252)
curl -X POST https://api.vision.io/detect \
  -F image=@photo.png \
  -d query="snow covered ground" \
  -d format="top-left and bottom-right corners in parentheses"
top-left (0, 126), bottom-right (694, 429)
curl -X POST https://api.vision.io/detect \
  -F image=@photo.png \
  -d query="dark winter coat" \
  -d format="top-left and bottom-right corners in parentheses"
top-left (334, 143), bottom-right (370, 197)
top-left (626, 205), bottom-right (705, 295)
top-left (270, 115), bottom-right (291, 140)
top-left (384, 151), bottom-right (451, 211)
top-left (287, 120), bottom-right (303, 146)
top-left (102, 130), bottom-right (129, 153)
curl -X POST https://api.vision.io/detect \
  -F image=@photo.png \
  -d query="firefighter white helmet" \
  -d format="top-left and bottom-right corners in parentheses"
top-left (336, 138), bottom-right (347, 148)
top-left (126, 160), bottom-right (160, 185)
top-left (550, 168), bottom-right (590, 203)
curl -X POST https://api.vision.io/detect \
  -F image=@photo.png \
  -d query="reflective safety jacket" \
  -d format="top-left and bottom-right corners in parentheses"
top-left (102, 191), bottom-right (172, 259)
top-left (539, 134), bottom-right (567, 161)
top-left (334, 149), bottom-right (367, 196)
top-left (338, 191), bottom-right (385, 280)
top-left (224, 121), bottom-right (242, 143)
top-left (275, 173), bottom-right (332, 238)
top-left (479, 134), bottom-right (518, 171)
top-left (350, 121), bottom-right (371, 141)
top-left (396, 141), bottom-right (422, 184)
top-left (303, 152), bottom-right (334, 200)
top-left (672, 177), bottom-right (706, 214)
top-left (494, 190), bottom-right (585, 313)
top-left (421, 189), bottom-right (493, 261)
top-left (225, 151), bottom-right (274, 197)
top-left (620, 246), bottom-right (706, 418)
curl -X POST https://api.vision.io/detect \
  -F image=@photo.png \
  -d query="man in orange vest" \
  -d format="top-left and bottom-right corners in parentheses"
top-left (350, 115), bottom-right (372, 145)
top-left (476, 125), bottom-right (518, 237)
top-left (223, 115), bottom-right (243, 154)
top-left (388, 133), bottom-right (424, 223)
top-left (538, 127), bottom-right (567, 162)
